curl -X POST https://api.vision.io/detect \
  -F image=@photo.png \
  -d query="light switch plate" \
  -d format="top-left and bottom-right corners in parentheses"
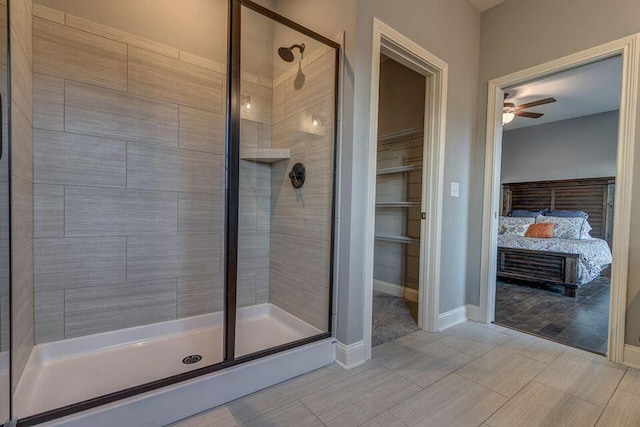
top-left (450, 182), bottom-right (460, 198)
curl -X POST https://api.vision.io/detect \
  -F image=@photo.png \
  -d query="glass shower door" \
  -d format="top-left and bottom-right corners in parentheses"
top-left (0, 0), bottom-right (9, 421)
top-left (234, 3), bottom-right (338, 357)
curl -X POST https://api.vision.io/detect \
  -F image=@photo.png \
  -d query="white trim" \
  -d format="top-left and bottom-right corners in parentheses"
top-left (623, 344), bottom-right (640, 370)
top-left (364, 17), bottom-right (447, 361)
top-left (335, 340), bottom-right (367, 370)
top-left (373, 280), bottom-right (419, 303)
top-left (479, 34), bottom-right (640, 364)
top-left (438, 304), bottom-right (479, 330)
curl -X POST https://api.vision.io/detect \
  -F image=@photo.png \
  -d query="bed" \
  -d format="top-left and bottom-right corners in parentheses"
top-left (498, 177), bottom-right (614, 297)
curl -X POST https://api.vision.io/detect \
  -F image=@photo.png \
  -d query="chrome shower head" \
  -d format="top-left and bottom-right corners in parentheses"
top-left (278, 43), bottom-right (305, 62)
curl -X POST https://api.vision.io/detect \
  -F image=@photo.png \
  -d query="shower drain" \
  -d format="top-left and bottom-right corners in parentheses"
top-left (182, 354), bottom-right (203, 365)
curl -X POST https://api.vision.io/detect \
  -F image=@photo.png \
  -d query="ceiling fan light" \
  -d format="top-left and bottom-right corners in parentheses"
top-left (502, 112), bottom-right (515, 124)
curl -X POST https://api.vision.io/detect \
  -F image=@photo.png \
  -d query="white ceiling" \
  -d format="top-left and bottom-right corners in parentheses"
top-left (503, 56), bottom-right (622, 130)
top-left (467, 0), bottom-right (506, 12)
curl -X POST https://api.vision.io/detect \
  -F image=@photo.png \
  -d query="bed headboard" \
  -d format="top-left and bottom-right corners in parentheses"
top-left (502, 177), bottom-right (615, 245)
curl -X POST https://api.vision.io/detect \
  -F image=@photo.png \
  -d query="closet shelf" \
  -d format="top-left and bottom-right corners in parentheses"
top-left (375, 201), bottom-right (420, 208)
top-left (375, 234), bottom-right (419, 244)
top-left (376, 165), bottom-right (422, 176)
top-left (241, 148), bottom-right (290, 164)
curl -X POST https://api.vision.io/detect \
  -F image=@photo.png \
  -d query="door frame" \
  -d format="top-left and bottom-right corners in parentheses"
top-left (479, 34), bottom-right (640, 364)
top-left (364, 18), bottom-right (448, 359)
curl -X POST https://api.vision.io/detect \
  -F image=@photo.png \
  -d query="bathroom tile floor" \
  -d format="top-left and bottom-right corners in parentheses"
top-left (170, 322), bottom-right (640, 427)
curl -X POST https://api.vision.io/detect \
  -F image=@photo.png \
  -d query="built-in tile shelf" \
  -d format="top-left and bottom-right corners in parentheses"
top-left (241, 149), bottom-right (291, 164)
top-left (375, 201), bottom-right (420, 208)
top-left (377, 165), bottom-right (422, 176)
top-left (374, 234), bottom-right (419, 244)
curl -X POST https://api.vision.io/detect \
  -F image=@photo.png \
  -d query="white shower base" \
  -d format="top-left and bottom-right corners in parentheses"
top-left (15, 303), bottom-right (323, 418)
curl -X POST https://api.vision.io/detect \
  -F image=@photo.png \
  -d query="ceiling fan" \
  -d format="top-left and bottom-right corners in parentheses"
top-left (503, 93), bottom-right (556, 124)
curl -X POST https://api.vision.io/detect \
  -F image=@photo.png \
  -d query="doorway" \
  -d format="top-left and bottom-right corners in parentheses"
top-left (371, 55), bottom-right (426, 346)
top-left (493, 56), bottom-right (621, 355)
top-left (480, 35), bottom-right (640, 364)
top-left (362, 18), bottom-right (447, 361)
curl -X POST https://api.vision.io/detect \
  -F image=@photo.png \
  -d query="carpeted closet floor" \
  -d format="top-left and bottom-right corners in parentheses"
top-left (372, 291), bottom-right (419, 347)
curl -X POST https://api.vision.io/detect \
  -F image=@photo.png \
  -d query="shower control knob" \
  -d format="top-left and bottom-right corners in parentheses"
top-left (289, 163), bottom-right (306, 189)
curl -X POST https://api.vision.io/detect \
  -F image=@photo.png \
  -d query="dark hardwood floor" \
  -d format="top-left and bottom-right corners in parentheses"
top-left (494, 276), bottom-right (610, 354)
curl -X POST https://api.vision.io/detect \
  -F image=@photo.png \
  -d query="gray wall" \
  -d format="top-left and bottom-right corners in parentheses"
top-left (472, 0), bottom-right (640, 347)
top-left (10, 0), bottom-right (34, 393)
top-left (501, 111), bottom-right (619, 183)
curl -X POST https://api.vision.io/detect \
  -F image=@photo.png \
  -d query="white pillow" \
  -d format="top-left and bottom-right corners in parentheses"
top-left (536, 216), bottom-right (585, 240)
top-left (498, 216), bottom-right (535, 236)
top-left (582, 220), bottom-right (593, 239)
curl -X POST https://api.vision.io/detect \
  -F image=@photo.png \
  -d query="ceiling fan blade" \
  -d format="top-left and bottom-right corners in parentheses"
top-left (515, 111), bottom-right (543, 119)
top-left (517, 97), bottom-right (556, 109)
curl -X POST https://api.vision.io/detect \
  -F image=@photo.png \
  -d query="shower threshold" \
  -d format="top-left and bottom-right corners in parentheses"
top-left (15, 303), bottom-right (322, 418)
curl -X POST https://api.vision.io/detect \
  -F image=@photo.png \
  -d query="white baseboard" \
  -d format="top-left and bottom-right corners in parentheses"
top-left (373, 280), bottom-right (419, 303)
top-left (335, 340), bottom-right (367, 370)
top-left (624, 344), bottom-right (640, 369)
top-left (438, 304), bottom-right (479, 330)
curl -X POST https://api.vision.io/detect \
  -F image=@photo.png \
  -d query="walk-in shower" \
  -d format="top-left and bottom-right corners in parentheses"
top-left (1, 0), bottom-right (339, 424)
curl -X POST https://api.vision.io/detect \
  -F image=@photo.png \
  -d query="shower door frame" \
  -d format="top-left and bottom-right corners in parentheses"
top-left (18, 1), bottom-right (340, 425)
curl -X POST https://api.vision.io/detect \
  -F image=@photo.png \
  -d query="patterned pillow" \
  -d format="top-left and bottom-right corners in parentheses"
top-left (536, 216), bottom-right (585, 239)
top-left (498, 217), bottom-right (535, 236)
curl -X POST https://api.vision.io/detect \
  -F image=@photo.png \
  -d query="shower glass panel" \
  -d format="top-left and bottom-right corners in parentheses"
top-left (235, 4), bottom-right (337, 357)
top-left (16, 0), bottom-right (227, 419)
top-left (0, 0), bottom-right (9, 421)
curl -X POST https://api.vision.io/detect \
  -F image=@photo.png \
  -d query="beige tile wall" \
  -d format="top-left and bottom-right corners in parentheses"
top-left (10, 0), bottom-right (34, 391)
top-left (268, 50), bottom-right (336, 331)
top-left (32, 6), bottom-right (271, 343)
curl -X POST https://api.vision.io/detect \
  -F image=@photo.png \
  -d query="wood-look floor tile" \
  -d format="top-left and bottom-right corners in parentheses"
top-left (456, 347), bottom-right (547, 397)
top-left (227, 368), bottom-right (335, 424)
top-left (390, 374), bottom-right (508, 427)
top-left (170, 405), bottom-right (238, 427)
top-left (441, 324), bottom-right (511, 357)
top-left (620, 368), bottom-right (640, 396)
top-left (486, 382), bottom-right (602, 427)
top-left (242, 401), bottom-right (323, 427)
top-left (534, 352), bottom-right (624, 407)
top-left (361, 411), bottom-right (407, 427)
top-left (301, 366), bottom-right (420, 427)
top-left (383, 341), bottom-right (475, 388)
top-left (595, 389), bottom-right (640, 426)
top-left (499, 332), bottom-right (564, 364)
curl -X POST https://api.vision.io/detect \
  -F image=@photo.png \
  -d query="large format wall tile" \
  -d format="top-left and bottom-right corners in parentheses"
top-left (64, 279), bottom-right (177, 338)
top-left (12, 238), bottom-right (33, 391)
top-left (12, 105), bottom-right (33, 181)
top-left (34, 290), bottom-right (64, 343)
top-left (128, 47), bottom-right (223, 113)
top-left (178, 192), bottom-right (224, 234)
top-left (177, 275), bottom-right (223, 317)
top-left (34, 237), bottom-right (126, 291)
top-left (34, 129), bottom-right (126, 187)
top-left (127, 143), bottom-right (222, 193)
top-left (65, 81), bottom-right (179, 147)
top-left (65, 186), bottom-right (178, 237)
top-left (34, 18), bottom-right (127, 91)
top-left (12, 175), bottom-right (33, 245)
top-left (127, 234), bottom-right (220, 282)
top-left (33, 73), bottom-right (64, 131)
top-left (10, 29), bottom-right (32, 125)
top-left (34, 184), bottom-right (63, 238)
top-left (178, 106), bottom-right (225, 154)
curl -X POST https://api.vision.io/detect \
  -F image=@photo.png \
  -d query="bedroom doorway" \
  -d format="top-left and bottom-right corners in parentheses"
top-left (480, 35), bottom-right (640, 364)
top-left (371, 54), bottom-right (426, 346)
top-left (492, 57), bottom-right (621, 355)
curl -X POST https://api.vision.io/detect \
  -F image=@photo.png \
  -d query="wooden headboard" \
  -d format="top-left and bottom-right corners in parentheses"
top-left (502, 177), bottom-right (615, 246)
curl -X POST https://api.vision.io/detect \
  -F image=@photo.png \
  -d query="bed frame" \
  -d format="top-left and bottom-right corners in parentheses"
top-left (498, 177), bottom-right (615, 296)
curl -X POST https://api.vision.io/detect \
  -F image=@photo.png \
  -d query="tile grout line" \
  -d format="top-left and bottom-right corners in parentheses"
top-left (593, 367), bottom-right (629, 425)
top-left (298, 399), bottom-right (328, 427)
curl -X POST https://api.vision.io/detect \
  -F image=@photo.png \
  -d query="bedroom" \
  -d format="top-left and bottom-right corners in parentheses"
top-left (494, 55), bottom-right (622, 355)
